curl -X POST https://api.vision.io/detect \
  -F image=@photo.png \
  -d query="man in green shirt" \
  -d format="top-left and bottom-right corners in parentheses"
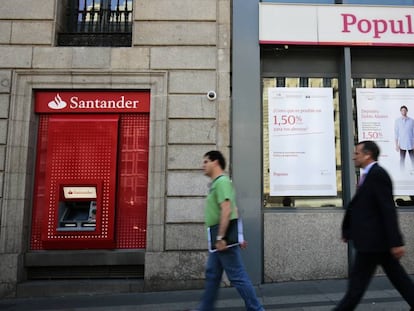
top-left (196, 150), bottom-right (264, 310)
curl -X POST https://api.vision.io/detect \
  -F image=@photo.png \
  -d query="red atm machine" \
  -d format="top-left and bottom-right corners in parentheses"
top-left (31, 91), bottom-right (150, 250)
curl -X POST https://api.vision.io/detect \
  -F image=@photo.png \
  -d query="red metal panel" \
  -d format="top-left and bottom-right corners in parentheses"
top-left (40, 115), bottom-right (119, 249)
top-left (31, 116), bottom-right (49, 250)
top-left (31, 113), bottom-right (149, 250)
top-left (116, 114), bottom-right (149, 249)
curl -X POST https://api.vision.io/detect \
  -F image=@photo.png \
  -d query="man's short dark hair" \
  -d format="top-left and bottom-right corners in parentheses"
top-left (204, 150), bottom-right (226, 170)
top-left (358, 140), bottom-right (380, 161)
top-left (400, 105), bottom-right (408, 111)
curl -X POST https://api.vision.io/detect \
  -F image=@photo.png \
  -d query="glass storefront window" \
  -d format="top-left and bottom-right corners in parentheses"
top-left (263, 77), bottom-right (343, 208)
top-left (352, 78), bottom-right (414, 207)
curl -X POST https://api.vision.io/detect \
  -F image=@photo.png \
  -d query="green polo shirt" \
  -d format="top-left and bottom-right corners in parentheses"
top-left (205, 175), bottom-right (238, 227)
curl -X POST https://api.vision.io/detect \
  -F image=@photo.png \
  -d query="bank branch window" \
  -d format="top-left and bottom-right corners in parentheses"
top-left (352, 78), bottom-right (414, 207)
top-left (263, 77), bottom-right (343, 208)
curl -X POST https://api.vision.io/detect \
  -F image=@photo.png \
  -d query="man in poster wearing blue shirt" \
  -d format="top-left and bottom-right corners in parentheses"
top-left (395, 105), bottom-right (414, 169)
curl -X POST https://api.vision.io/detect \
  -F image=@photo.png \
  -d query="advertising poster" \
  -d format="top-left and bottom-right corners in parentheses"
top-left (356, 88), bottom-right (414, 195)
top-left (268, 87), bottom-right (337, 196)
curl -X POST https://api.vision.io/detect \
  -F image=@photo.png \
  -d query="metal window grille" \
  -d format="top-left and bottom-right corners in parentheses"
top-left (69, 0), bottom-right (132, 33)
top-left (59, 0), bottom-right (132, 46)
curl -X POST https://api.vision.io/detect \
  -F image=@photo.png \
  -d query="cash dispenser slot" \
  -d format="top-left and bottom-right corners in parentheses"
top-left (57, 186), bottom-right (97, 231)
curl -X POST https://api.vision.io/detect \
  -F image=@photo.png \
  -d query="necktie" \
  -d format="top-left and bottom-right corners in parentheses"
top-left (358, 173), bottom-right (366, 187)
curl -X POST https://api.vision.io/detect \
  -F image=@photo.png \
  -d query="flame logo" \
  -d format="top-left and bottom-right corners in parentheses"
top-left (48, 94), bottom-right (67, 109)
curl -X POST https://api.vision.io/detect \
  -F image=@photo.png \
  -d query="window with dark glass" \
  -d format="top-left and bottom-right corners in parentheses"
top-left (58, 0), bottom-right (132, 47)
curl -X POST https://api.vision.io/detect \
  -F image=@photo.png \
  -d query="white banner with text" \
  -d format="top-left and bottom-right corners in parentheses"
top-left (356, 88), bottom-right (414, 195)
top-left (268, 87), bottom-right (337, 196)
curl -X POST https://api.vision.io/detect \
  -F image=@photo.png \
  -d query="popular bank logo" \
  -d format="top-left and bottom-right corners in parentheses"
top-left (48, 94), bottom-right (67, 110)
top-left (341, 13), bottom-right (414, 39)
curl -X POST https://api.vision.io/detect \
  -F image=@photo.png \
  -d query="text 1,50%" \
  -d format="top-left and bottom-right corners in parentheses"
top-left (362, 131), bottom-right (383, 139)
top-left (273, 115), bottom-right (302, 126)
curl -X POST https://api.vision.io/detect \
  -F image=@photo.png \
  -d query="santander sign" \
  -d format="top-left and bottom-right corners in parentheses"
top-left (35, 91), bottom-right (150, 113)
top-left (259, 4), bottom-right (414, 46)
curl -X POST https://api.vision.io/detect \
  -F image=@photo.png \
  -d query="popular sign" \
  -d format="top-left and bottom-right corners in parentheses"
top-left (260, 4), bottom-right (414, 46)
top-left (35, 90), bottom-right (150, 113)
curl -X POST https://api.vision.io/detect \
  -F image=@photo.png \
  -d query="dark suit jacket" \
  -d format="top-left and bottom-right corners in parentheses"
top-left (342, 163), bottom-right (404, 252)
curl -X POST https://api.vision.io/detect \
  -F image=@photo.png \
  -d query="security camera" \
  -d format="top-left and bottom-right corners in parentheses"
top-left (207, 91), bottom-right (217, 101)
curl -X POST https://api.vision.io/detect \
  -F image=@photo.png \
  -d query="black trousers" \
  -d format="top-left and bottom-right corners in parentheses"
top-left (400, 149), bottom-right (414, 168)
top-left (334, 251), bottom-right (414, 311)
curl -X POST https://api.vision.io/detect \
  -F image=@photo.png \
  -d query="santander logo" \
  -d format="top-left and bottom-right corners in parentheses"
top-left (48, 94), bottom-right (67, 110)
top-left (36, 91), bottom-right (150, 114)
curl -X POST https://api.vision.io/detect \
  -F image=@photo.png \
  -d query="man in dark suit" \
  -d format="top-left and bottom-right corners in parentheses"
top-left (334, 140), bottom-right (414, 311)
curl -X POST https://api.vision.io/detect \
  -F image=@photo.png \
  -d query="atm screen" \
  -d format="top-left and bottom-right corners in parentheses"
top-left (63, 202), bottom-right (90, 221)
top-left (58, 200), bottom-right (97, 230)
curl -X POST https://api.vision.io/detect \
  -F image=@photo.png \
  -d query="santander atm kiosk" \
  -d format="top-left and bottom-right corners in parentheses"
top-left (30, 91), bottom-right (150, 251)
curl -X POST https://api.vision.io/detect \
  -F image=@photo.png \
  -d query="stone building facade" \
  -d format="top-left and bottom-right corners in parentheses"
top-left (0, 0), bottom-right (230, 297)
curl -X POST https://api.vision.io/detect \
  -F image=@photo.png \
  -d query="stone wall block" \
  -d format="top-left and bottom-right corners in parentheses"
top-left (168, 119), bottom-right (216, 144)
top-left (217, 23), bottom-right (230, 50)
top-left (217, 71), bottom-right (230, 100)
top-left (4, 147), bottom-right (29, 175)
top-left (169, 70), bottom-right (216, 94)
top-left (398, 212), bottom-right (414, 272)
top-left (145, 224), bottom-right (164, 252)
top-left (151, 47), bottom-right (216, 70)
top-left (165, 224), bottom-right (205, 250)
top-left (150, 96), bottom-right (168, 122)
top-left (168, 95), bottom-right (216, 119)
top-left (111, 48), bottom-right (150, 70)
top-left (167, 171), bottom-right (208, 196)
top-left (0, 22), bottom-right (12, 44)
top-left (135, 0), bottom-right (216, 20)
top-left (72, 48), bottom-right (111, 69)
top-left (146, 196), bottom-right (165, 227)
top-left (0, 200), bottom-right (25, 253)
top-left (0, 48), bottom-right (31, 68)
top-left (0, 120), bottom-right (8, 144)
top-left (134, 22), bottom-right (216, 46)
top-left (11, 22), bottom-right (53, 45)
top-left (0, 146), bottom-right (6, 171)
top-left (0, 71), bottom-right (11, 94)
top-left (264, 212), bottom-right (347, 282)
top-left (33, 47), bottom-right (73, 69)
top-left (7, 120), bottom-right (32, 147)
top-left (144, 251), bottom-right (206, 290)
top-left (166, 197), bottom-right (204, 223)
top-left (70, 74), bottom-right (113, 88)
top-left (218, 0), bottom-right (231, 24)
top-left (149, 120), bottom-right (167, 149)
top-left (168, 145), bottom-right (215, 169)
top-left (0, 172), bottom-right (3, 198)
top-left (0, 94), bottom-right (10, 118)
top-left (0, 254), bottom-right (18, 282)
top-left (0, 0), bottom-right (54, 19)
top-left (5, 172), bottom-right (32, 201)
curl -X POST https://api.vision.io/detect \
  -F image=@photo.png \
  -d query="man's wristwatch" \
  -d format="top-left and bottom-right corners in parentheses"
top-left (216, 235), bottom-right (224, 241)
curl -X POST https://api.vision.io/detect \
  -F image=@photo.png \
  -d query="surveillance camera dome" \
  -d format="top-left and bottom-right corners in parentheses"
top-left (207, 91), bottom-right (217, 101)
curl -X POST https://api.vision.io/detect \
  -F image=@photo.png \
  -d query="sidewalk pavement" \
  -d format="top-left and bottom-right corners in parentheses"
top-left (0, 276), bottom-right (412, 311)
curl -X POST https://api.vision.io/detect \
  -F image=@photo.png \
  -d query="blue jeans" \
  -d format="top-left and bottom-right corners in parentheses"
top-left (198, 246), bottom-right (264, 311)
